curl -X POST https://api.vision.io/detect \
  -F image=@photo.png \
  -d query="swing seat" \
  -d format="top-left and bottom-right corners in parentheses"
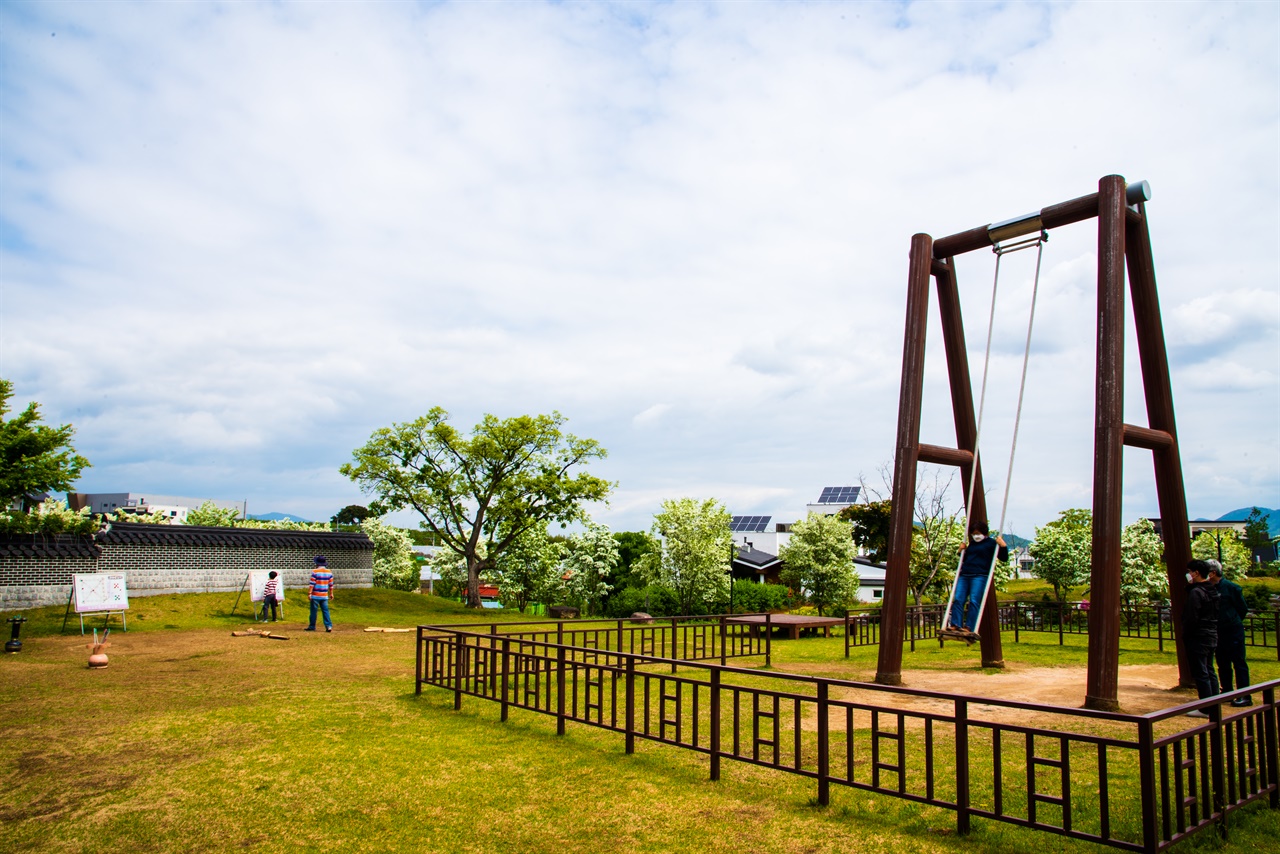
top-left (940, 626), bottom-right (979, 644)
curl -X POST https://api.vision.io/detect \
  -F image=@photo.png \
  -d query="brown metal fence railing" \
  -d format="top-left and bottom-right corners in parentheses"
top-left (416, 622), bottom-right (1279, 853)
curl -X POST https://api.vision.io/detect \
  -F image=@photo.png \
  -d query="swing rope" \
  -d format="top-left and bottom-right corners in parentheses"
top-left (941, 231), bottom-right (1046, 640)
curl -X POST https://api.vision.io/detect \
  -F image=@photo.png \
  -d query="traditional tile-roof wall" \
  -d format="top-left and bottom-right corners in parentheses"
top-left (0, 534), bottom-right (101, 560)
top-left (96, 521), bottom-right (373, 552)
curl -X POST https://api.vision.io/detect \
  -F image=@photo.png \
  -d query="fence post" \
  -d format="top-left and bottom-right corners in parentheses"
top-left (765, 613), bottom-right (772, 668)
top-left (845, 613), bottom-right (851, 658)
top-left (720, 615), bottom-right (727, 666)
top-left (1058, 602), bottom-right (1065, 646)
top-left (1158, 610), bottom-right (1164, 652)
top-left (625, 656), bottom-right (636, 755)
top-left (489, 623), bottom-right (499, 692)
top-left (710, 668), bottom-right (722, 781)
top-left (556, 641), bottom-right (567, 736)
top-left (1209, 704), bottom-right (1227, 840)
top-left (415, 627), bottom-right (423, 695)
top-left (955, 698), bottom-right (970, 836)
top-left (1014, 603), bottom-right (1020, 644)
top-left (501, 638), bottom-right (511, 723)
top-left (817, 680), bottom-right (830, 806)
top-left (1264, 686), bottom-right (1279, 808)
top-left (1138, 716), bottom-right (1159, 854)
top-left (671, 617), bottom-right (679, 673)
top-left (454, 632), bottom-right (465, 710)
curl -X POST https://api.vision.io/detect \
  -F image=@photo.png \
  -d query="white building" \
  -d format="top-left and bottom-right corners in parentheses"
top-left (68, 492), bottom-right (248, 522)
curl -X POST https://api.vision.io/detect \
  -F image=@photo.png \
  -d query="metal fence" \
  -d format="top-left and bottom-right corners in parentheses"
top-left (417, 621), bottom-right (1279, 853)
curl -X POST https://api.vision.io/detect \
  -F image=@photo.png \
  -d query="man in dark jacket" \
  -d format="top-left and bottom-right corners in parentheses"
top-left (1208, 560), bottom-right (1251, 706)
top-left (1182, 560), bottom-right (1220, 715)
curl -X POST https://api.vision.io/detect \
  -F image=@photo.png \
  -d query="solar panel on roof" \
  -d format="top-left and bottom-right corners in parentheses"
top-left (729, 515), bottom-right (771, 532)
top-left (817, 486), bottom-right (860, 504)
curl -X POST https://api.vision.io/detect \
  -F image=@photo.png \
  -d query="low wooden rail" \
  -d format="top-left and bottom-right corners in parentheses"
top-left (417, 622), bottom-right (1279, 853)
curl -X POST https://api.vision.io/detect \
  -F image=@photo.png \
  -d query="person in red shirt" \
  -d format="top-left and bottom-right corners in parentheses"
top-left (306, 555), bottom-right (335, 632)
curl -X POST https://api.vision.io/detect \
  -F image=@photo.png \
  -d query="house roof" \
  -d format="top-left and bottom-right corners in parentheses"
top-left (734, 544), bottom-right (781, 570)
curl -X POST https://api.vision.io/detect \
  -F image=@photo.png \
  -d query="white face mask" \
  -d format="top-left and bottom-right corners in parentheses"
top-left (1185, 573), bottom-right (1194, 583)
top-left (971, 533), bottom-right (986, 542)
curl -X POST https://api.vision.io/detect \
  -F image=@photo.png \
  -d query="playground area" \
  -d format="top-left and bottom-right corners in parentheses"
top-left (1, 589), bottom-right (1276, 854)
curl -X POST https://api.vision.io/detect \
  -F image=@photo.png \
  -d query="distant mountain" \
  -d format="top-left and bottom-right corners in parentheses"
top-left (1216, 507), bottom-right (1279, 537)
top-left (1003, 532), bottom-right (1032, 550)
top-left (247, 512), bottom-right (313, 523)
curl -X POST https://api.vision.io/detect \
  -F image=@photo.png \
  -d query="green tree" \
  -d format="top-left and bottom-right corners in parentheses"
top-left (910, 515), bottom-right (966, 606)
top-left (1029, 509), bottom-right (1093, 603)
top-left (1191, 528), bottom-right (1251, 579)
top-left (340, 408), bottom-right (612, 608)
top-left (560, 522), bottom-right (620, 616)
top-left (612, 531), bottom-right (658, 591)
top-left (360, 517), bottom-right (419, 591)
top-left (332, 504), bottom-right (371, 526)
top-left (0, 498), bottom-right (96, 535)
top-left (0, 379), bottom-right (90, 509)
top-left (839, 499), bottom-right (891, 563)
top-left (1119, 517), bottom-right (1167, 605)
top-left (491, 526), bottom-right (563, 613)
top-left (1243, 507), bottom-right (1273, 564)
top-left (778, 512), bottom-right (859, 615)
top-left (641, 498), bottom-right (734, 616)
top-left (185, 501), bottom-right (241, 527)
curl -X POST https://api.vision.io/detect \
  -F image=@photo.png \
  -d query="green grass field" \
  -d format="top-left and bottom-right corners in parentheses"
top-left (2, 590), bottom-right (1278, 853)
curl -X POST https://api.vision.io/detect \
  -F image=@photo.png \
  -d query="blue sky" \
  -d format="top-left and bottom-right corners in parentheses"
top-left (1, 0), bottom-right (1276, 537)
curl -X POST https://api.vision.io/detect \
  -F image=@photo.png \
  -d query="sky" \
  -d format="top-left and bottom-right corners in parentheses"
top-left (1, 0), bottom-right (1277, 540)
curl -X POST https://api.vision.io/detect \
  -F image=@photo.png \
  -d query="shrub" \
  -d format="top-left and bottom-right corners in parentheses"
top-left (605, 584), bottom-right (680, 618)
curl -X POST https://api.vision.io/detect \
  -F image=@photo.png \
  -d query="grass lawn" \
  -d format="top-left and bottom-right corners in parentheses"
top-left (3, 590), bottom-right (1278, 853)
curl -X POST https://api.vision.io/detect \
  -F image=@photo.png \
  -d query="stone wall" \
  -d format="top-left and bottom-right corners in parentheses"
top-left (0, 522), bottom-right (374, 611)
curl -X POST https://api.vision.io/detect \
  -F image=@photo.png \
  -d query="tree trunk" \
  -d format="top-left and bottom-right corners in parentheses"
top-left (466, 555), bottom-right (482, 608)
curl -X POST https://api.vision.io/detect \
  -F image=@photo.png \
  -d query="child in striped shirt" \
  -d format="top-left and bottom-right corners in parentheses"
top-left (261, 571), bottom-right (281, 622)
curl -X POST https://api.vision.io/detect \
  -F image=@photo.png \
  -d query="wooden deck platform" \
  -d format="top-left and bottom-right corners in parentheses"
top-left (725, 614), bottom-right (844, 640)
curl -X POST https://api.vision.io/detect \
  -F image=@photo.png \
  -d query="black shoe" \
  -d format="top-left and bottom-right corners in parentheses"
top-left (326, 628), bottom-right (332, 632)
top-left (305, 627), bottom-right (316, 632)
top-left (1230, 697), bottom-right (1253, 707)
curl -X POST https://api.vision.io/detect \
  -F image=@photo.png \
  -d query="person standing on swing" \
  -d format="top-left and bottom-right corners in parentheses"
top-left (948, 520), bottom-right (1008, 634)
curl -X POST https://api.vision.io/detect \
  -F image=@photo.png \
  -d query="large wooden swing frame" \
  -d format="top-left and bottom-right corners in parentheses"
top-left (874, 174), bottom-right (1192, 711)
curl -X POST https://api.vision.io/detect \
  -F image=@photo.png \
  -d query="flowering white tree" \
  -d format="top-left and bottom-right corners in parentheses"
top-left (1119, 517), bottom-right (1168, 605)
top-left (1030, 509), bottom-right (1092, 603)
top-left (492, 526), bottom-right (563, 613)
top-left (642, 498), bottom-right (733, 615)
top-left (360, 518), bottom-right (419, 591)
top-left (559, 522), bottom-right (619, 616)
top-left (778, 512), bottom-right (859, 614)
top-left (1191, 529), bottom-right (1251, 579)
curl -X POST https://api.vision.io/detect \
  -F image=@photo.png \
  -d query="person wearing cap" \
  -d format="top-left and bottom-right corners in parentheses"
top-left (306, 555), bottom-right (335, 632)
top-left (1181, 559), bottom-right (1220, 716)
top-left (1208, 560), bottom-right (1251, 706)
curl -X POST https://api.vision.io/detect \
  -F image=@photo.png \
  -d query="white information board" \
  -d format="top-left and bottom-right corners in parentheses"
top-left (74, 573), bottom-right (129, 613)
top-left (249, 571), bottom-right (285, 603)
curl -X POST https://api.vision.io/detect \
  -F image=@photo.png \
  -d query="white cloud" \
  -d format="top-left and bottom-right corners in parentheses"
top-left (2, 0), bottom-right (1276, 530)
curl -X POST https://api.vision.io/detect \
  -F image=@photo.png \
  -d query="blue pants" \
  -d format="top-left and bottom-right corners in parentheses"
top-left (949, 574), bottom-right (987, 632)
top-left (309, 597), bottom-right (332, 630)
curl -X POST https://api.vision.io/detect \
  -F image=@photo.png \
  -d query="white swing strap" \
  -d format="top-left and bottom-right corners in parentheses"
top-left (943, 232), bottom-right (1046, 633)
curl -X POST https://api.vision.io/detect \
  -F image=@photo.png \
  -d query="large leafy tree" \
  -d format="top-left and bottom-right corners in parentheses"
top-left (340, 408), bottom-right (612, 608)
top-left (839, 499), bottom-right (891, 563)
top-left (0, 379), bottom-right (91, 509)
top-left (1243, 507), bottom-right (1273, 566)
top-left (1119, 517), bottom-right (1168, 605)
top-left (560, 522), bottom-right (620, 616)
top-left (641, 497), bottom-right (734, 615)
top-left (492, 526), bottom-right (563, 613)
top-left (778, 512), bottom-right (859, 615)
top-left (1029, 509), bottom-right (1093, 603)
top-left (1191, 528), bottom-right (1251, 579)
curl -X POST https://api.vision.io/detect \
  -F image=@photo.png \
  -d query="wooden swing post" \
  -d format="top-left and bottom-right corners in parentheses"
top-left (874, 175), bottom-right (1192, 710)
